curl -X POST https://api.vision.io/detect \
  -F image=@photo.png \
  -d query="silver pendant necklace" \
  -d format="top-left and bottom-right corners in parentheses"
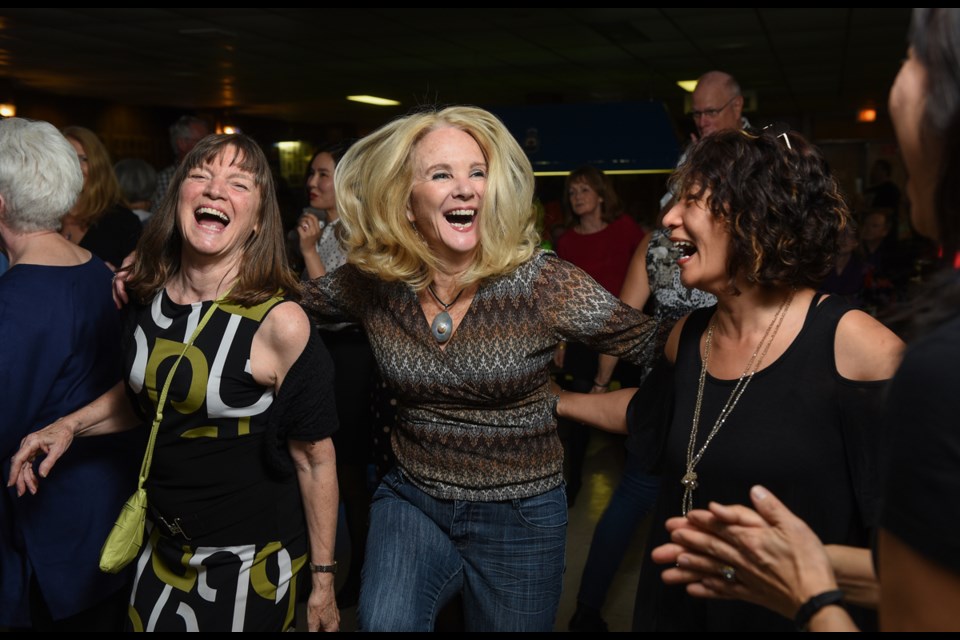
top-left (681, 290), bottom-right (794, 515)
top-left (426, 285), bottom-right (464, 344)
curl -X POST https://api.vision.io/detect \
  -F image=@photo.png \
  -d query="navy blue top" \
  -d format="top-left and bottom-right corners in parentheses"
top-left (0, 257), bottom-right (143, 625)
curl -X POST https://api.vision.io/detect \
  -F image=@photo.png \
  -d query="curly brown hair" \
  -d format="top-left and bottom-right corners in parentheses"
top-left (669, 128), bottom-right (850, 292)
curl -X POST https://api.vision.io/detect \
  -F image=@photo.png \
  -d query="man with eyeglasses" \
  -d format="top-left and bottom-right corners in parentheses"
top-left (659, 71), bottom-right (751, 211)
top-left (569, 72), bottom-right (750, 632)
top-left (689, 70), bottom-right (748, 139)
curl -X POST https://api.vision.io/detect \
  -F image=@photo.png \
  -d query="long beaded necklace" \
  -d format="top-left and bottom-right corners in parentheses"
top-left (681, 290), bottom-right (795, 515)
top-left (426, 284), bottom-right (464, 344)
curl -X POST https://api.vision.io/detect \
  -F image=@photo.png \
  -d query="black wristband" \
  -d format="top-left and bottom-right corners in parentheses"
top-left (794, 589), bottom-right (844, 631)
top-left (309, 561), bottom-right (338, 574)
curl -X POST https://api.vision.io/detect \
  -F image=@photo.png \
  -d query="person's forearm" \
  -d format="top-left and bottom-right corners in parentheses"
top-left (301, 248), bottom-right (327, 280)
top-left (293, 439), bottom-right (338, 565)
top-left (292, 438), bottom-right (337, 548)
top-left (807, 604), bottom-right (860, 631)
top-left (826, 544), bottom-right (879, 608)
top-left (67, 380), bottom-right (140, 436)
top-left (292, 437), bottom-right (339, 630)
top-left (594, 353), bottom-right (618, 387)
top-left (557, 387), bottom-right (634, 433)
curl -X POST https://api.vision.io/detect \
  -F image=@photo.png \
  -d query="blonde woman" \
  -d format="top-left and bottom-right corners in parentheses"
top-left (300, 106), bottom-right (663, 631)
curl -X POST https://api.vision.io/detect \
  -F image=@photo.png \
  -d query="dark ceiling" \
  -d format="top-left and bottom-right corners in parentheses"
top-left (0, 8), bottom-right (912, 131)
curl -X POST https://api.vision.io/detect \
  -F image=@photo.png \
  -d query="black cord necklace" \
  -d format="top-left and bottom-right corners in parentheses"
top-left (426, 285), bottom-right (464, 343)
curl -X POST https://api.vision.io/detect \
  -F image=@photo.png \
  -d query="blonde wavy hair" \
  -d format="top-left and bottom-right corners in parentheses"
top-left (335, 105), bottom-right (539, 290)
top-left (61, 126), bottom-right (127, 228)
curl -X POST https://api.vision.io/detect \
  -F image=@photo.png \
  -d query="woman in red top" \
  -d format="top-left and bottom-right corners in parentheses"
top-left (555, 166), bottom-right (645, 505)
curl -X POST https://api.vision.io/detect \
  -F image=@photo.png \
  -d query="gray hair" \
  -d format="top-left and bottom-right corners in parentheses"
top-left (0, 118), bottom-right (83, 232)
top-left (115, 158), bottom-right (158, 202)
top-left (697, 70), bottom-right (742, 98)
top-left (169, 115), bottom-right (209, 153)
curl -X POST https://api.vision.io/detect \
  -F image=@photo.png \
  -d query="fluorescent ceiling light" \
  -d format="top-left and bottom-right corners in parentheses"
top-left (347, 95), bottom-right (400, 106)
top-left (533, 169), bottom-right (674, 177)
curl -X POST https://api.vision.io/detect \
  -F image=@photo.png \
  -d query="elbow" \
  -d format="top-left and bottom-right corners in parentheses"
top-left (288, 437), bottom-right (337, 472)
top-left (614, 416), bottom-right (629, 434)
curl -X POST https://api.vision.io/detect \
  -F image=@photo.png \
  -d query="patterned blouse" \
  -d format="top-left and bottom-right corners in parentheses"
top-left (640, 228), bottom-right (717, 378)
top-left (301, 250), bottom-right (662, 501)
top-left (315, 218), bottom-right (347, 273)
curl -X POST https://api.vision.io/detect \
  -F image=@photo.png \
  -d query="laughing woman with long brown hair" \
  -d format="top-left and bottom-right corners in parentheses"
top-left (10, 134), bottom-right (341, 632)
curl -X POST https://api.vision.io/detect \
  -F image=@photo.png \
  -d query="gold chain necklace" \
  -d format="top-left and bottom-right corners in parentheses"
top-left (681, 290), bottom-right (795, 515)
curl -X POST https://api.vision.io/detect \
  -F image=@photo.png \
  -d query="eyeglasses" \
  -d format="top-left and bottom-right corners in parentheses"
top-left (762, 122), bottom-right (793, 150)
top-left (691, 96), bottom-right (736, 120)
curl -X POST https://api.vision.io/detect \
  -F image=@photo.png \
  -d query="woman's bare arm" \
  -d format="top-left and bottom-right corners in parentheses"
top-left (8, 381), bottom-right (139, 494)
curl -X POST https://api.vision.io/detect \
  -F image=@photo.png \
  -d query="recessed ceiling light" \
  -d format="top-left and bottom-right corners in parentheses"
top-left (676, 80), bottom-right (698, 93)
top-left (347, 95), bottom-right (400, 106)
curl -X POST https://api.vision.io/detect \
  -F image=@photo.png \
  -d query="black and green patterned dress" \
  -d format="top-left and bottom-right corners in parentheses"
top-left (122, 290), bottom-right (337, 631)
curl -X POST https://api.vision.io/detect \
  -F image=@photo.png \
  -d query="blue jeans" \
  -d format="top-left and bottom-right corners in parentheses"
top-left (575, 448), bottom-right (661, 610)
top-left (357, 468), bottom-right (567, 632)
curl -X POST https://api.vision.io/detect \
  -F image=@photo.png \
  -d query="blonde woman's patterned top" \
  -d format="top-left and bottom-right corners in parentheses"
top-left (301, 250), bottom-right (662, 501)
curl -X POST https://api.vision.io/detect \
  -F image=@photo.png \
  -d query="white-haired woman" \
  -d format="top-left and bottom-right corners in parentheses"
top-left (0, 117), bottom-right (141, 631)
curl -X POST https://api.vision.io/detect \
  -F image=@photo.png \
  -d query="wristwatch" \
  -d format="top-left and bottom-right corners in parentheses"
top-left (309, 560), bottom-right (338, 574)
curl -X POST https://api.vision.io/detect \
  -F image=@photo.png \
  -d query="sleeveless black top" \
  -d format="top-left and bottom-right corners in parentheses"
top-left (633, 294), bottom-right (885, 631)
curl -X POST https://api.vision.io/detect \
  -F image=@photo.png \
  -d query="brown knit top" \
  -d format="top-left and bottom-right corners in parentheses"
top-left (301, 250), bottom-right (661, 501)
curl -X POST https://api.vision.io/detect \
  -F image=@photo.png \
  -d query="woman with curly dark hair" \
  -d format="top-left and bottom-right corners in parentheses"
top-left (596, 8), bottom-right (960, 633)
top-left (556, 128), bottom-right (903, 631)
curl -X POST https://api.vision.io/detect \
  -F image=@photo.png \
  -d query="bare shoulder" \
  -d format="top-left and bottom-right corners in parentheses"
top-left (252, 301), bottom-right (311, 386)
top-left (620, 233), bottom-right (655, 309)
top-left (627, 233), bottom-right (653, 271)
top-left (835, 309), bottom-right (905, 381)
top-left (636, 231), bottom-right (653, 256)
top-left (260, 301), bottom-right (311, 348)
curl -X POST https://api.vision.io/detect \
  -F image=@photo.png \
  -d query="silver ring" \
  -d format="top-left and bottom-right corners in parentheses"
top-left (720, 565), bottom-right (737, 582)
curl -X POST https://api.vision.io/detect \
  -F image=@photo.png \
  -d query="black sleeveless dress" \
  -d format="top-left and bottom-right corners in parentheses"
top-left (122, 291), bottom-right (336, 631)
top-left (632, 294), bottom-right (885, 631)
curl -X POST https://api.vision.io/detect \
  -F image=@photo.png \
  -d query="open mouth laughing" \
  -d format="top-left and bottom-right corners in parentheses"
top-left (444, 209), bottom-right (476, 230)
top-left (671, 239), bottom-right (697, 263)
top-left (195, 206), bottom-right (229, 231)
